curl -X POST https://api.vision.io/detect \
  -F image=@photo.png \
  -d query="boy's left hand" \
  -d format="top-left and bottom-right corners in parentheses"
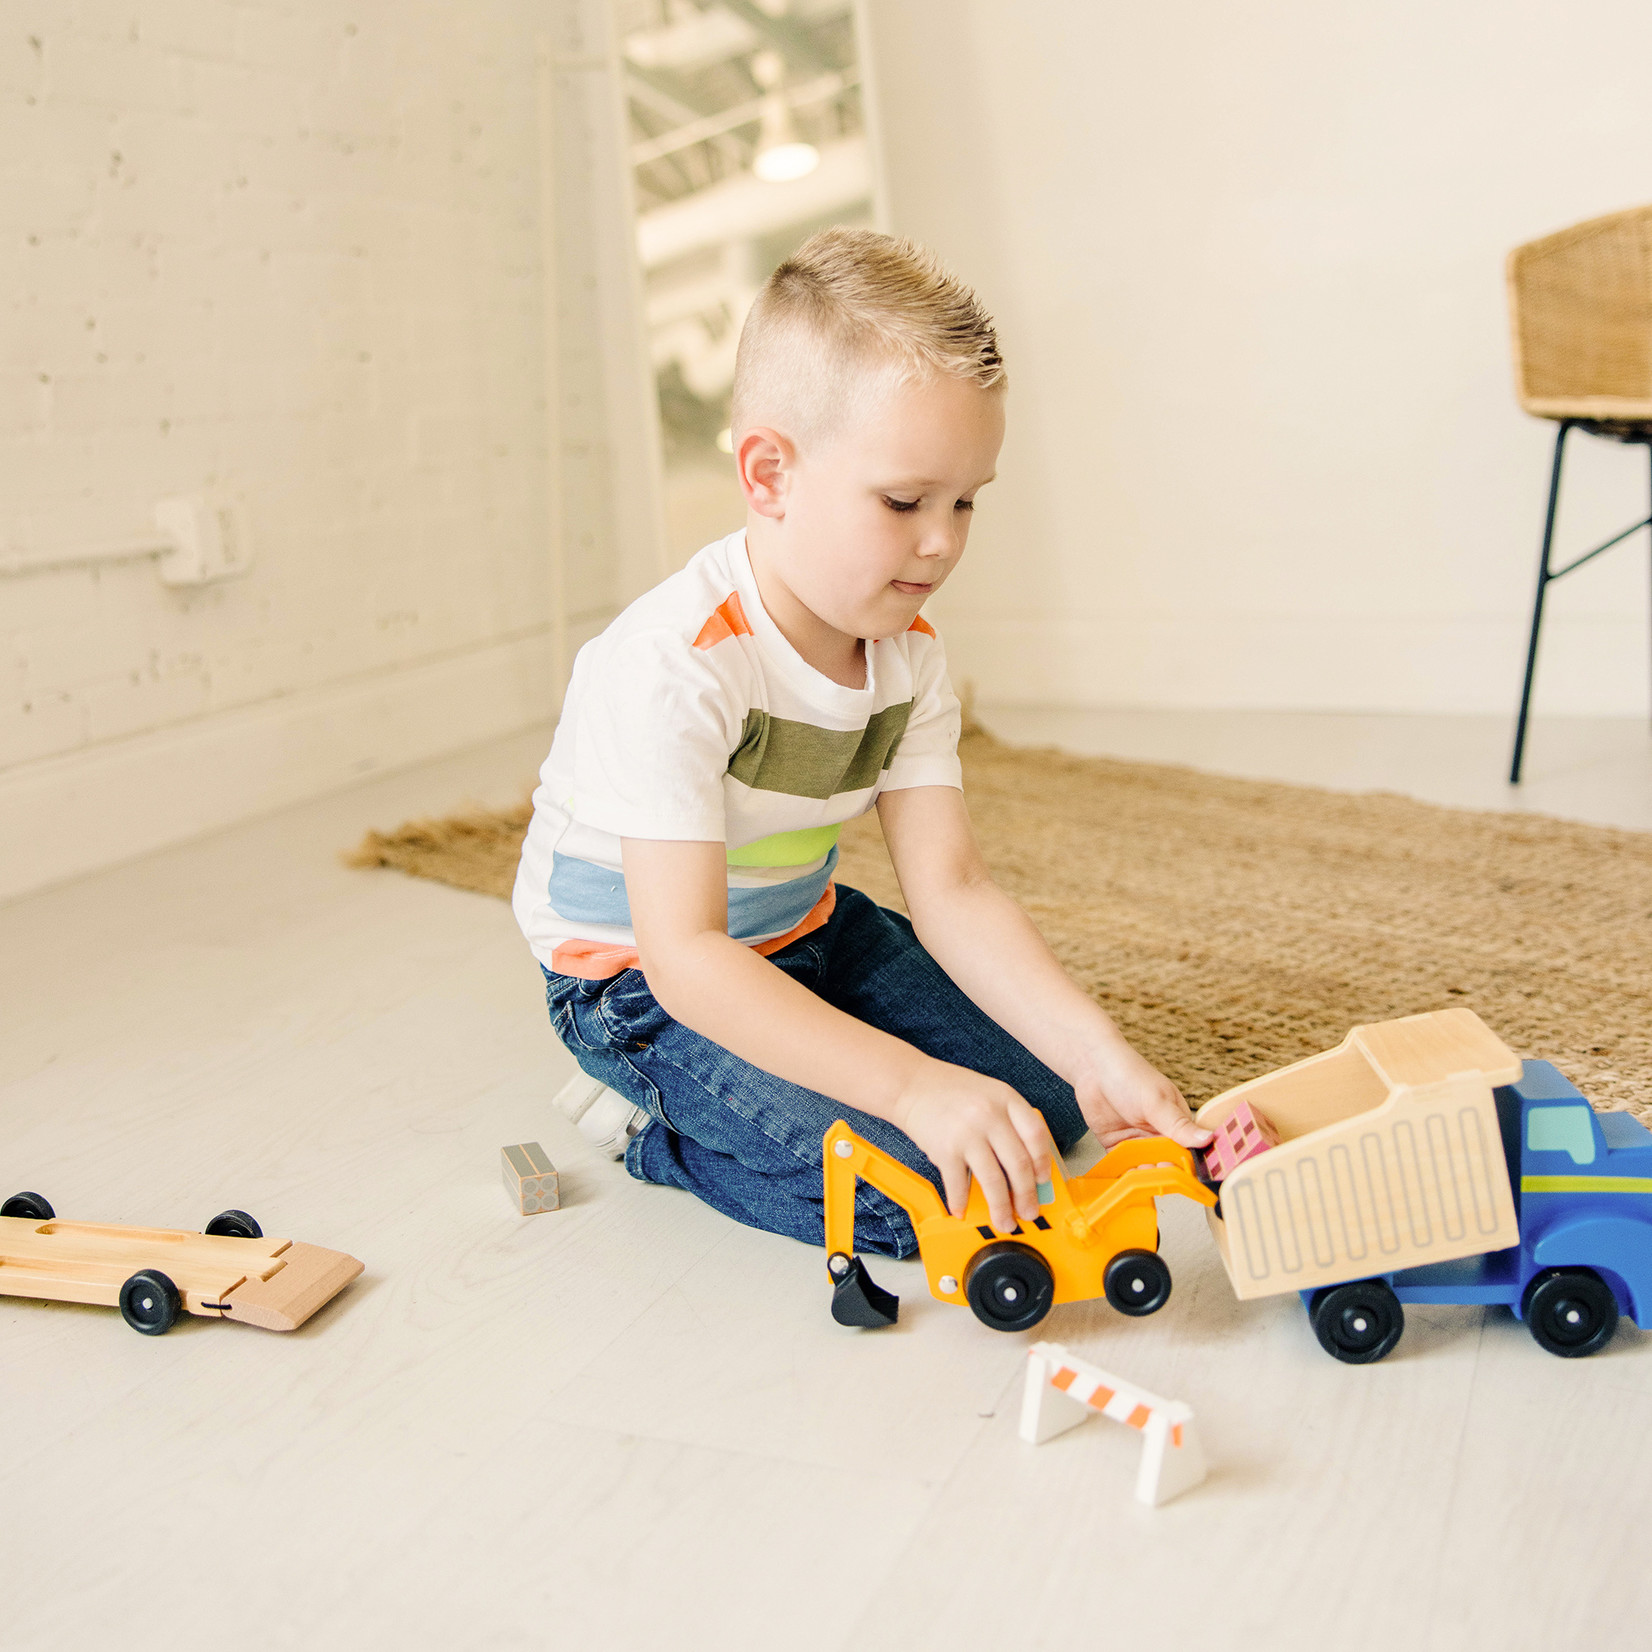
top-left (1071, 1042), bottom-right (1212, 1152)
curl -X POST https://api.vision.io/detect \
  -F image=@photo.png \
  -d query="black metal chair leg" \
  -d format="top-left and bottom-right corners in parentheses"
top-left (1510, 420), bottom-right (1573, 785)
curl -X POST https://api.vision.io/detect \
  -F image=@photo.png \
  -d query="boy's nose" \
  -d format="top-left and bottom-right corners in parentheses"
top-left (919, 522), bottom-right (960, 559)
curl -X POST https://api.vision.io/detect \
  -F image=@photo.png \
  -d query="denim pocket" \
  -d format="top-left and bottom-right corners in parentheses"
top-left (542, 970), bottom-right (603, 1051)
top-left (593, 968), bottom-right (670, 1052)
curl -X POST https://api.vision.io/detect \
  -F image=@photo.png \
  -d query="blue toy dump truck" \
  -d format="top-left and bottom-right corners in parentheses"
top-left (1195, 1009), bottom-right (1651, 1364)
top-left (1302, 1061), bottom-right (1652, 1362)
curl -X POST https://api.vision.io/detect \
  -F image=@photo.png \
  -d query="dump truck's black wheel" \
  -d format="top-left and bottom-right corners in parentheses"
top-left (1524, 1269), bottom-right (1618, 1358)
top-left (1310, 1279), bottom-right (1404, 1364)
top-left (204, 1209), bottom-right (262, 1239)
top-left (120, 1270), bottom-right (181, 1336)
top-left (964, 1241), bottom-right (1054, 1332)
top-left (1, 1191), bottom-right (54, 1220)
top-left (1104, 1249), bottom-right (1172, 1317)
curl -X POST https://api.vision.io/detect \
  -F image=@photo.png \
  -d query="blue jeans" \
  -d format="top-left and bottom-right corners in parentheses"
top-left (539, 885), bottom-right (1086, 1257)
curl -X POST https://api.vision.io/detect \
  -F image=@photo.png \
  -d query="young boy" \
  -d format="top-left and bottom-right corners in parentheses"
top-left (513, 227), bottom-right (1208, 1256)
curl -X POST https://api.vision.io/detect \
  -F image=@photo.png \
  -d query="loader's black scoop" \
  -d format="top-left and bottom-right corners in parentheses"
top-left (828, 1252), bottom-right (899, 1328)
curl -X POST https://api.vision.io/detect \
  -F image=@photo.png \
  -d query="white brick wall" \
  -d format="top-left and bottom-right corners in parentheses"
top-left (2, 0), bottom-right (560, 781)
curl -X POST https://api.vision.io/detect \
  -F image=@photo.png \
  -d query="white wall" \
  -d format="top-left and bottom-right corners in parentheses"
top-left (0, 0), bottom-right (660, 901)
top-left (861, 0), bottom-right (1652, 716)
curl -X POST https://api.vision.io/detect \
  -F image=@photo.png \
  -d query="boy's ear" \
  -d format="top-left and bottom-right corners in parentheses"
top-left (736, 427), bottom-right (792, 518)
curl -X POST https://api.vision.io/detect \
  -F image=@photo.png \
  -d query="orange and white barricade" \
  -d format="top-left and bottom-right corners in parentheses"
top-left (1019, 1340), bottom-right (1206, 1506)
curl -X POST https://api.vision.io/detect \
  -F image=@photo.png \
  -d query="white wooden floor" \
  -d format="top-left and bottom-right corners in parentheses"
top-left (2, 711), bottom-right (1649, 1652)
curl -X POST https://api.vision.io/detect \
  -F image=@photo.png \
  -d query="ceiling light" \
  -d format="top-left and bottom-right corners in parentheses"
top-left (753, 139), bottom-right (819, 182)
top-left (752, 91), bottom-right (818, 182)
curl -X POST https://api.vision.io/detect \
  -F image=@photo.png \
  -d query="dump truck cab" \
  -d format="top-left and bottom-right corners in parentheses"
top-left (1504, 1060), bottom-right (1652, 1321)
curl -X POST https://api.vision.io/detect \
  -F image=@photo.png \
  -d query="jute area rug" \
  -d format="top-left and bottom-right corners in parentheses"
top-left (350, 730), bottom-right (1652, 1123)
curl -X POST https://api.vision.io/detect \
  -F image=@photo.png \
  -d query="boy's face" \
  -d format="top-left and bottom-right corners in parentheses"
top-left (740, 370), bottom-right (1005, 645)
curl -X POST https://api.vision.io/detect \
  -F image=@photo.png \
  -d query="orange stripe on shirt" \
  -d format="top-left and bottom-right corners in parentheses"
top-left (549, 937), bottom-right (643, 981)
top-left (551, 882), bottom-right (837, 981)
top-left (907, 614), bottom-right (936, 637)
top-left (692, 590), bottom-right (754, 650)
top-left (752, 881), bottom-right (836, 956)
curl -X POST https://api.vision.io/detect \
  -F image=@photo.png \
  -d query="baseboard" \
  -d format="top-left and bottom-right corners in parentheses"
top-left (0, 630), bottom-right (561, 904)
top-left (934, 611), bottom-right (1649, 717)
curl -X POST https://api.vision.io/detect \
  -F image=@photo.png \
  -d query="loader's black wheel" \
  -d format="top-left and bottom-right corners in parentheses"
top-left (964, 1241), bottom-right (1054, 1333)
top-left (1310, 1279), bottom-right (1404, 1364)
top-left (1, 1192), bottom-right (54, 1220)
top-left (1524, 1269), bottom-right (1618, 1358)
top-left (119, 1270), bottom-right (181, 1336)
top-left (204, 1209), bottom-right (262, 1239)
top-left (1104, 1249), bottom-right (1173, 1317)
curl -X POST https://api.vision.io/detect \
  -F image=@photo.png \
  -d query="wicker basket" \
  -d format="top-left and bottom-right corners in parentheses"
top-left (1508, 205), bottom-right (1652, 429)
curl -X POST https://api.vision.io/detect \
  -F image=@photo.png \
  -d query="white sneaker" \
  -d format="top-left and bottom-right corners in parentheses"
top-left (553, 1070), bottom-right (650, 1161)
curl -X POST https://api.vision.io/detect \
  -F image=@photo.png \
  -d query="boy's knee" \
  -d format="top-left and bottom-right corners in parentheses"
top-left (1042, 1093), bottom-right (1089, 1156)
top-left (852, 1186), bottom-right (919, 1260)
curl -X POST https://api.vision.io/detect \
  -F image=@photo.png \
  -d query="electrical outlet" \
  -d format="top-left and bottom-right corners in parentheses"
top-left (154, 496), bottom-right (254, 587)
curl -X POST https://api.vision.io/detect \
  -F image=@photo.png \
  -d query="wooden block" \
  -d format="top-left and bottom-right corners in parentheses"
top-left (1202, 1098), bottom-right (1280, 1182)
top-left (502, 1143), bottom-right (560, 1214)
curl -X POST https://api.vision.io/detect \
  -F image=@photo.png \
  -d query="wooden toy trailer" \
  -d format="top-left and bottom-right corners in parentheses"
top-left (0, 1193), bottom-right (363, 1335)
top-left (1194, 1009), bottom-right (1523, 1302)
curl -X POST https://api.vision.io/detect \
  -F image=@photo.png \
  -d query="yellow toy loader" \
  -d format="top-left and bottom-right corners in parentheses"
top-left (822, 1120), bottom-right (1217, 1333)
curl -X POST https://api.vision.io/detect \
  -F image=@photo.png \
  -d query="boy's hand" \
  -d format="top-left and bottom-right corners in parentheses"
top-left (892, 1064), bottom-right (1055, 1235)
top-left (1071, 1043), bottom-right (1212, 1153)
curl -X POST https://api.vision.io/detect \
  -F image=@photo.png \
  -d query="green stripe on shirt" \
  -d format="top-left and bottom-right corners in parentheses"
top-left (728, 702), bottom-right (913, 799)
top-left (726, 823), bottom-right (843, 867)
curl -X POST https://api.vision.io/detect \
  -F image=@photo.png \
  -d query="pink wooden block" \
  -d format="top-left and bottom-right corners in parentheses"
top-left (1202, 1099), bottom-right (1281, 1182)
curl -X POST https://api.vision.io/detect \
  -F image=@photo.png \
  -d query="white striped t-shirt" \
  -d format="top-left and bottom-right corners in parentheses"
top-left (512, 530), bottom-right (963, 979)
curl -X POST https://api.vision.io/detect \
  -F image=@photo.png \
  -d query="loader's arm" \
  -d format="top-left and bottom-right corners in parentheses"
top-left (823, 1120), bottom-right (949, 1259)
top-left (821, 1120), bottom-right (949, 1329)
top-left (1087, 1136), bottom-right (1207, 1179)
top-left (1078, 1137), bottom-right (1217, 1231)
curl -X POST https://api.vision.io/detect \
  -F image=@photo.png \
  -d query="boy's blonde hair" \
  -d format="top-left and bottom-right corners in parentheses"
top-left (730, 227), bottom-right (1004, 446)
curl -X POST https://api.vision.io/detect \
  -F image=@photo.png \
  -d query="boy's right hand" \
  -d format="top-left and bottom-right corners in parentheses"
top-left (892, 1063), bottom-right (1055, 1235)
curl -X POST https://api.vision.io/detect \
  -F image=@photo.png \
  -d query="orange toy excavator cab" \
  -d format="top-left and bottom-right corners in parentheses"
top-left (821, 1121), bottom-right (1217, 1333)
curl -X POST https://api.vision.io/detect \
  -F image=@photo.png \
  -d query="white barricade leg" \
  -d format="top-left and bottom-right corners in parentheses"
top-left (1135, 1409), bottom-right (1206, 1506)
top-left (1019, 1348), bottom-right (1091, 1445)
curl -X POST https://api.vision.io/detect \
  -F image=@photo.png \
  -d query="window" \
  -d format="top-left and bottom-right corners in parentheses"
top-left (1526, 1105), bottom-right (1597, 1166)
top-left (618, 1), bottom-right (874, 564)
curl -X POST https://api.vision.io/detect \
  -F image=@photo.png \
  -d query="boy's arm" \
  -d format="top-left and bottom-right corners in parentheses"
top-left (875, 785), bottom-right (1210, 1151)
top-left (621, 837), bottom-right (1055, 1232)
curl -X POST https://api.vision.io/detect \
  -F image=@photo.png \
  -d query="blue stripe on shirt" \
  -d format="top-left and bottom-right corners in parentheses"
top-left (548, 847), bottom-right (837, 941)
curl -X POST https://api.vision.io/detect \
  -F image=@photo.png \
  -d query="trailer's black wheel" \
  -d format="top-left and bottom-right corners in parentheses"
top-left (1, 1191), bottom-right (54, 1220)
top-left (119, 1270), bottom-right (181, 1336)
top-left (204, 1209), bottom-right (262, 1239)
top-left (1104, 1249), bottom-right (1172, 1317)
top-left (963, 1241), bottom-right (1054, 1333)
top-left (1523, 1269), bottom-right (1619, 1358)
top-left (1309, 1279), bottom-right (1404, 1364)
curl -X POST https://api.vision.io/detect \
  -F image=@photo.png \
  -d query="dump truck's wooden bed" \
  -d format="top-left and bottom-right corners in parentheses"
top-left (0, 1216), bottom-right (363, 1331)
top-left (1194, 1009), bottom-right (1523, 1302)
